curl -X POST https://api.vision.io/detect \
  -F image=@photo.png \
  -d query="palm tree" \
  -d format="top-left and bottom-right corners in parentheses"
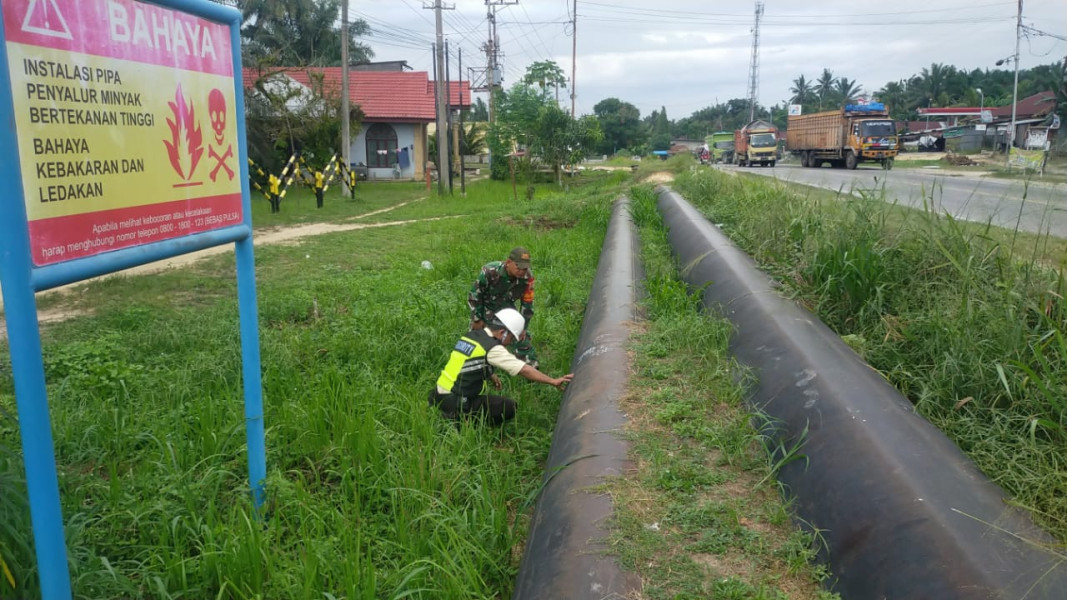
top-left (876, 80), bottom-right (908, 118)
top-left (835, 77), bottom-right (863, 105)
top-left (789, 75), bottom-right (815, 107)
top-left (917, 63), bottom-right (948, 107)
top-left (240, 0), bottom-right (373, 66)
top-left (459, 123), bottom-right (487, 155)
top-left (816, 68), bottom-right (835, 110)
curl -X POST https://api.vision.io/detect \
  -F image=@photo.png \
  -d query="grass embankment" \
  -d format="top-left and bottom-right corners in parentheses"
top-left (672, 166), bottom-right (1067, 544)
top-left (604, 184), bottom-right (839, 600)
top-left (0, 175), bottom-right (622, 598)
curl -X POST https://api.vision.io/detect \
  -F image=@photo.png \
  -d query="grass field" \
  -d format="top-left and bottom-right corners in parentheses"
top-left (1, 176), bottom-right (617, 598)
top-left (11, 154), bottom-right (1059, 597)
top-left (2, 169), bottom-right (840, 599)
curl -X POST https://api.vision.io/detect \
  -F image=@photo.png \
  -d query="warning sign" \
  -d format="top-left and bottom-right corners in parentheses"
top-left (2, 0), bottom-right (243, 266)
top-left (21, 0), bottom-right (72, 39)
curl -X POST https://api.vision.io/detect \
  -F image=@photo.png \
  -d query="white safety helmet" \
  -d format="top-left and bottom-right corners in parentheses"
top-left (493, 308), bottom-right (525, 340)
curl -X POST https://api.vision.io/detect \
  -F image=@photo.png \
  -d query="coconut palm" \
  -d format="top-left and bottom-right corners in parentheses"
top-left (916, 63), bottom-right (949, 107)
top-left (876, 80), bottom-right (909, 118)
top-left (816, 68), bottom-right (835, 110)
top-left (789, 75), bottom-right (815, 107)
top-left (835, 77), bottom-right (863, 105)
top-left (239, 0), bottom-right (373, 66)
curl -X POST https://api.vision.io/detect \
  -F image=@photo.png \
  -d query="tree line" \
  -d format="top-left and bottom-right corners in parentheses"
top-left (596, 60), bottom-right (1065, 156)
top-left (230, 1), bottom-right (1064, 173)
top-left (790, 62), bottom-right (1066, 121)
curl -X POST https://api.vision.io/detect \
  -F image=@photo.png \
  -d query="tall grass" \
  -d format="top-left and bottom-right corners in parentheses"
top-left (673, 167), bottom-right (1067, 541)
top-left (0, 177), bottom-right (618, 598)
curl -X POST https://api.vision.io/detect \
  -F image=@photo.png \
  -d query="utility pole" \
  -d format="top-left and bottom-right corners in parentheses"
top-left (487, 4), bottom-right (496, 126)
top-left (426, 0), bottom-right (454, 195)
top-left (485, 1), bottom-right (517, 122)
top-left (341, 0), bottom-right (351, 197)
top-left (485, 0), bottom-right (517, 165)
top-left (1006, 0), bottom-right (1022, 168)
top-left (445, 40), bottom-right (454, 194)
top-left (570, 0), bottom-right (577, 117)
top-left (459, 47), bottom-right (466, 195)
top-left (746, 1), bottom-right (764, 122)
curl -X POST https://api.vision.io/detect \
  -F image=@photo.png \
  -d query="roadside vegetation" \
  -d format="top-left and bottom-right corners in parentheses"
top-left (1, 167), bottom-right (844, 599)
top-left (673, 165), bottom-right (1067, 543)
top-left (8, 156), bottom-right (1061, 597)
top-left (0, 176), bottom-right (620, 598)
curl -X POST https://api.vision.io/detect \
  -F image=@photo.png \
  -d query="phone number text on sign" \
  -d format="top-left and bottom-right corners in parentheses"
top-left (36, 201), bottom-right (242, 263)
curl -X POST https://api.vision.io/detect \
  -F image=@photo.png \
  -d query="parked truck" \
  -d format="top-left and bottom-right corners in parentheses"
top-left (705, 131), bottom-right (735, 164)
top-left (786, 102), bottom-right (898, 169)
top-left (733, 120), bottom-right (778, 167)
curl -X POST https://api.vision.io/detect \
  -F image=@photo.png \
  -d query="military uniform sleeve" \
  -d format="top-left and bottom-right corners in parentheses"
top-left (486, 345), bottom-right (526, 376)
top-left (468, 266), bottom-right (490, 321)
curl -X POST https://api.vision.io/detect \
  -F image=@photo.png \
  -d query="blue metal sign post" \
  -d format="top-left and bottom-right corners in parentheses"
top-left (0, 1), bottom-right (265, 597)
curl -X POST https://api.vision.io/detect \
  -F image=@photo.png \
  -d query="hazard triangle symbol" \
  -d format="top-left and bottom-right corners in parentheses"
top-left (21, 0), bottom-right (73, 40)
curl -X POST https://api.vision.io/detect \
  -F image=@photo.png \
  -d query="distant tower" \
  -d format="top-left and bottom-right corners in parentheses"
top-left (746, 1), bottom-right (764, 122)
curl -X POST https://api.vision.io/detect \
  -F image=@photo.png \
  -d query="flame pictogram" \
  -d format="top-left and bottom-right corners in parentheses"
top-left (163, 85), bottom-right (204, 181)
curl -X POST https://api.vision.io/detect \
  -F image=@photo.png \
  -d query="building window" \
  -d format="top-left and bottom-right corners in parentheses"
top-left (366, 123), bottom-right (397, 168)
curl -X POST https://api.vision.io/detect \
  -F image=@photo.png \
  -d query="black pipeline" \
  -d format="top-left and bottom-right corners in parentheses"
top-left (512, 196), bottom-right (644, 599)
top-left (655, 187), bottom-right (1066, 600)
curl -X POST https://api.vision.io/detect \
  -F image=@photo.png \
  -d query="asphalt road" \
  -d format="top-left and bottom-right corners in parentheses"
top-left (720, 162), bottom-right (1067, 237)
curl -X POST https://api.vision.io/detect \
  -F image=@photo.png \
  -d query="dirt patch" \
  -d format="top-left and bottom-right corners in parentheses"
top-left (500, 215), bottom-right (575, 230)
top-left (943, 152), bottom-right (977, 166)
top-left (895, 152), bottom-right (945, 161)
top-left (643, 172), bottom-right (675, 184)
top-left (0, 200), bottom-right (450, 339)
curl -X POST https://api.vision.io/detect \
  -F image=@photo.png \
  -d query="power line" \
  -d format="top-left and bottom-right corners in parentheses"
top-left (519, 2), bottom-right (558, 63)
top-left (576, 15), bottom-right (1007, 27)
top-left (578, 0), bottom-right (1013, 19)
top-left (1023, 23), bottom-right (1067, 42)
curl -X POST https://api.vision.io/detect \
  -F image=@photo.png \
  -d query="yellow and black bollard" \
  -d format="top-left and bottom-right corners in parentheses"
top-left (314, 171), bottom-right (325, 208)
top-left (268, 174), bottom-right (281, 213)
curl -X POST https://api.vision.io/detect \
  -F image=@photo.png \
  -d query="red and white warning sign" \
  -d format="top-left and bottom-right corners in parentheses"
top-left (2, 0), bottom-right (243, 266)
top-left (21, 0), bottom-right (72, 39)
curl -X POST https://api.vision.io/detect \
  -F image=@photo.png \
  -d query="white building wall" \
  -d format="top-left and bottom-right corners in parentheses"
top-left (350, 122), bottom-right (419, 180)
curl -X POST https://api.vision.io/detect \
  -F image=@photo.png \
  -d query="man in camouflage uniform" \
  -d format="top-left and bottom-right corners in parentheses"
top-left (468, 246), bottom-right (538, 367)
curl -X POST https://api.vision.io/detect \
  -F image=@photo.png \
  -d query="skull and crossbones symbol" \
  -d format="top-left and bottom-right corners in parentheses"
top-left (207, 89), bottom-right (234, 182)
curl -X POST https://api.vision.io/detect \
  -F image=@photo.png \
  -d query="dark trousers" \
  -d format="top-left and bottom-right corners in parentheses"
top-left (428, 388), bottom-right (516, 425)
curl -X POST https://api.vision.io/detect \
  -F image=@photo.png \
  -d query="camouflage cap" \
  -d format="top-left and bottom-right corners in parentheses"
top-left (508, 246), bottom-right (532, 269)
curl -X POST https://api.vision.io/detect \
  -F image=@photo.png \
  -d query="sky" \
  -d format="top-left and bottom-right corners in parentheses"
top-left (353, 0), bottom-right (1067, 119)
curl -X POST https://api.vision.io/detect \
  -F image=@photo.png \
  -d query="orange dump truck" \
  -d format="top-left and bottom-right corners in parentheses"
top-left (786, 103), bottom-right (898, 169)
top-left (733, 120), bottom-right (778, 167)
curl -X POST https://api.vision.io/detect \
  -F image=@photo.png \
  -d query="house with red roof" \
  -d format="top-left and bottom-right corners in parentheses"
top-left (242, 67), bottom-right (470, 181)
